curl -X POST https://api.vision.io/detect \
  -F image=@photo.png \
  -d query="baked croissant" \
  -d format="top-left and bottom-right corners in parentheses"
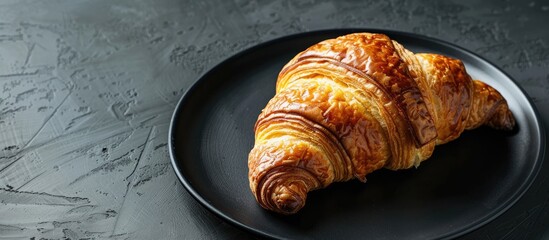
top-left (248, 33), bottom-right (515, 215)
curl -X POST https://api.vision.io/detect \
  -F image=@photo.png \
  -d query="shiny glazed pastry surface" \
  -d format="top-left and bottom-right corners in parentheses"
top-left (248, 33), bottom-right (515, 215)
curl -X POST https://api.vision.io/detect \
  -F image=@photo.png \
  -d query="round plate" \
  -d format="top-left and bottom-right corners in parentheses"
top-left (169, 29), bottom-right (545, 239)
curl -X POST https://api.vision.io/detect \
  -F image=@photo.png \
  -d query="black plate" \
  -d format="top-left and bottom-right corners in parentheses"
top-left (169, 29), bottom-right (545, 239)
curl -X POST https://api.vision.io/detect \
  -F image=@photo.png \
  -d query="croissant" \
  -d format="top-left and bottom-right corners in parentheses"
top-left (248, 33), bottom-right (515, 215)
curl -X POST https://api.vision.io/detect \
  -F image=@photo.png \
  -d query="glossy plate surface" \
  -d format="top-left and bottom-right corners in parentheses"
top-left (169, 29), bottom-right (545, 239)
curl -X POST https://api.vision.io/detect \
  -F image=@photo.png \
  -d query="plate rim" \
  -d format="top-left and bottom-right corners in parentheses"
top-left (168, 28), bottom-right (546, 239)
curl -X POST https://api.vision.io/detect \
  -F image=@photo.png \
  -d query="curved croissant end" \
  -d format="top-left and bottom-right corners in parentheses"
top-left (248, 33), bottom-right (515, 214)
top-left (256, 166), bottom-right (317, 214)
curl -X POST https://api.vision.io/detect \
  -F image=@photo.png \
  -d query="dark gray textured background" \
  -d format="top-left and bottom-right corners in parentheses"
top-left (0, 0), bottom-right (548, 239)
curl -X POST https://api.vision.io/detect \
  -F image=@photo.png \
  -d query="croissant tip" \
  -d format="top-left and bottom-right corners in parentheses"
top-left (274, 196), bottom-right (303, 215)
top-left (270, 182), bottom-right (307, 215)
top-left (487, 105), bottom-right (516, 132)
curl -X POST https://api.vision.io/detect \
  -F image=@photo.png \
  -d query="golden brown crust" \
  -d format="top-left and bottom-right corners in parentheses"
top-left (415, 54), bottom-right (474, 144)
top-left (281, 33), bottom-right (438, 146)
top-left (466, 80), bottom-right (515, 131)
top-left (248, 32), bottom-right (515, 214)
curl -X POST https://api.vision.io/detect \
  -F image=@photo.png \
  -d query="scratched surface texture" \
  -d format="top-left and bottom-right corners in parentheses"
top-left (0, 0), bottom-right (548, 239)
